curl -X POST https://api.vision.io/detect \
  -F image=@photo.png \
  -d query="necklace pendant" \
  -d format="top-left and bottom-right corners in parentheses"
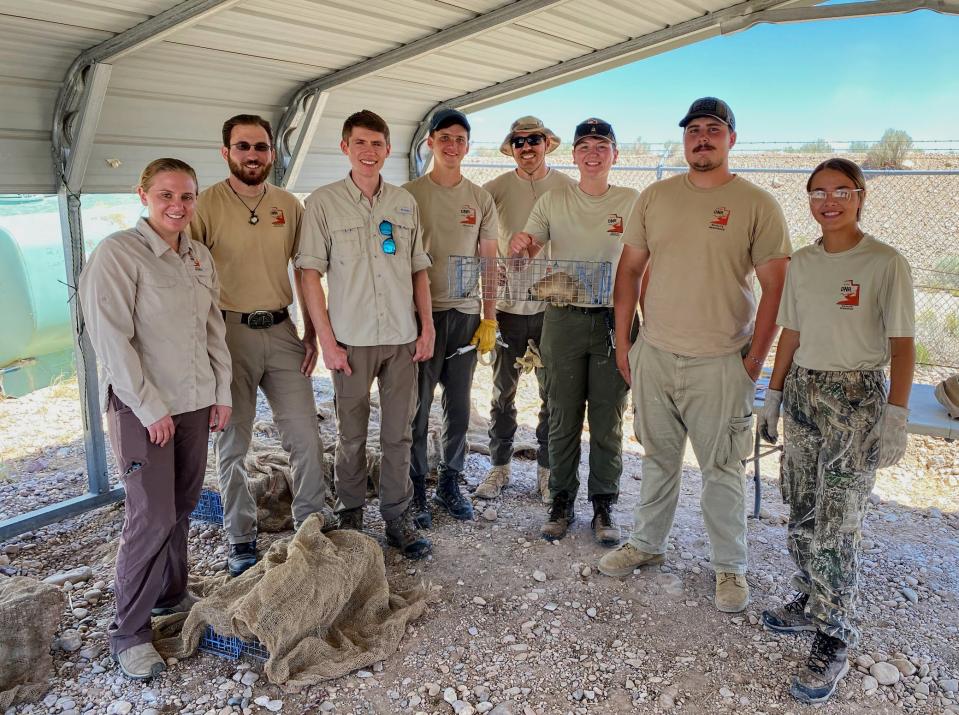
top-left (249, 215), bottom-right (259, 225)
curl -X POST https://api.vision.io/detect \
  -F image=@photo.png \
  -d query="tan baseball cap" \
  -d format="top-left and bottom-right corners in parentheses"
top-left (935, 375), bottom-right (959, 418)
top-left (499, 116), bottom-right (561, 156)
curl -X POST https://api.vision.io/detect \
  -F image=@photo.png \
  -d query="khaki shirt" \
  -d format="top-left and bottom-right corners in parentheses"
top-left (191, 180), bottom-right (303, 313)
top-left (483, 168), bottom-right (576, 315)
top-left (79, 218), bottom-right (232, 427)
top-left (295, 176), bottom-right (431, 347)
top-left (525, 183), bottom-right (639, 308)
top-left (622, 174), bottom-right (792, 357)
top-left (403, 174), bottom-right (498, 314)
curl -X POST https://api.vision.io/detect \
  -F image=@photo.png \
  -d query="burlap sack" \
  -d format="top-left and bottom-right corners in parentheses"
top-left (0, 576), bottom-right (65, 709)
top-left (154, 515), bottom-right (428, 687)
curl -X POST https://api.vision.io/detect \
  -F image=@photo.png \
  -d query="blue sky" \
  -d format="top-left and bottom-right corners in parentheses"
top-left (467, 8), bottom-right (959, 148)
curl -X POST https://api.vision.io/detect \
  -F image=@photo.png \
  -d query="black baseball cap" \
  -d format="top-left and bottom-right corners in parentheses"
top-left (429, 107), bottom-right (471, 134)
top-left (678, 97), bottom-right (736, 131)
top-left (573, 118), bottom-right (616, 147)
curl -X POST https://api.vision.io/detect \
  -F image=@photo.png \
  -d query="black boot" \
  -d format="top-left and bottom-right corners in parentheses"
top-left (590, 494), bottom-right (621, 546)
top-left (433, 472), bottom-right (474, 520)
top-left (227, 540), bottom-right (257, 577)
top-left (411, 474), bottom-right (432, 529)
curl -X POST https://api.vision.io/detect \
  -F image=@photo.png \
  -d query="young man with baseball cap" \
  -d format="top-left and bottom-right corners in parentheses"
top-left (474, 116), bottom-right (575, 502)
top-left (599, 98), bottom-right (791, 614)
top-left (511, 118), bottom-right (639, 546)
top-left (404, 107), bottom-right (499, 527)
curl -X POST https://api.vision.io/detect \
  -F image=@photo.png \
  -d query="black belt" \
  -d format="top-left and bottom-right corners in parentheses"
top-left (225, 307), bottom-right (289, 329)
top-left (555, 304), bottom-right (609, 314)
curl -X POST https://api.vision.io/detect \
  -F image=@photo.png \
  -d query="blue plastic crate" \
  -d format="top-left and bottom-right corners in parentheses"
top-left (191, 489), bottom-right (223, 524)
top-left (197, 624), bottom-right (268, 662)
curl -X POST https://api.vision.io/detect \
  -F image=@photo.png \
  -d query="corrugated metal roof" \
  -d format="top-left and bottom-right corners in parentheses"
top-left (0, 0), bottom-right (813, 193)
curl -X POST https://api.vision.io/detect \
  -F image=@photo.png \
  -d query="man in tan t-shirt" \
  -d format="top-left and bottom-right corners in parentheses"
top-left (474, 116), bottom-right (575, 504)
top-left (404, 108), bottom-right (499, 528)
top-left (191, 114), bottom-right (327, 577)
top-left (598, 98), bottom-right (792, 616)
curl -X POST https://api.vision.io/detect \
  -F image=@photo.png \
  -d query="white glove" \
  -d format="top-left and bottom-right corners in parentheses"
top-left (864, 404), bottom-right (909, 469)
top-left (760, 389), bottom-right (783, 444)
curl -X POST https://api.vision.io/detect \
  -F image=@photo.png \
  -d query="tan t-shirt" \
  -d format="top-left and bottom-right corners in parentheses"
top-left (191, 180), bottom-right (303, 313)
top-left (295, 176), bottom-right (431, 347)
top-left (79, 218), bottom-right (232, 427)
top-left (484, 168), bottom-right (576, 315)
top-left (524, 183), bottom-right (639, 308)
top-left (403, 174), bottom-right (498, 314)
top-left (622, 173), bottom-right (791, 357)
top-left (778, 234), bottom-right (914, 371)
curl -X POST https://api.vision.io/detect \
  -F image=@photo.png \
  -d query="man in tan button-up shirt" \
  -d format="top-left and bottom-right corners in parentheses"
top-left (296, 109), bottom-right (434, 559)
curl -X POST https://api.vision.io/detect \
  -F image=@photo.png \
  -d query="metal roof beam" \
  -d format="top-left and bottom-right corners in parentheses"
top-left (280, 90), bottom-right (329, 190)
top-left (275, 0), bottom-right (567, 185)
top-left (721, 0), bottom-right (959, 33)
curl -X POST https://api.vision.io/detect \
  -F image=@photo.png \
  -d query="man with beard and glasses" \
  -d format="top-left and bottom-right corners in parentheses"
top-left (598, 98), bottom-right (791, 616)
top-left (191, 114), bottom-right (328, 577)
top-left (474, 116), bottom-right (574, 503)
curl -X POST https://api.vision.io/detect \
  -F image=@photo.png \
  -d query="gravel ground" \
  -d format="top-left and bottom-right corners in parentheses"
top-left (2, 360), bottom-right (958, 715)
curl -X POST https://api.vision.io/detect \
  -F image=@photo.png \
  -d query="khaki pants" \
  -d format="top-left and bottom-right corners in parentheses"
top-left (106, 393), bottom-right (208, 654)
top-left (333, 343), bottom-right (418, 521)
top-left (217, 314), bottom-right (325, 544)
top-left (628, 338), bottom-right (755, 574)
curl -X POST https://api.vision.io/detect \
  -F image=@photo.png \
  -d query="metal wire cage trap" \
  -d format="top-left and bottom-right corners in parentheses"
top-left (447, 255), bottom-right (613, 306)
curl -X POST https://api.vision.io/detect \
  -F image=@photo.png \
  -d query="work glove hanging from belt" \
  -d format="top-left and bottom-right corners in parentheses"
top-left (470, 319), bottom-right (498, 354)
top-left (863, 404), bottom-right (909, 469)
top-left (759, 389), bottom-right (783, 444)
top-left (514, 339), bottom-right (544, 374)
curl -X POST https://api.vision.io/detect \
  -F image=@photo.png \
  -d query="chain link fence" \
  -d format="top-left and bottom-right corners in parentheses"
top-left (462, 155), bottom-right (959, 369)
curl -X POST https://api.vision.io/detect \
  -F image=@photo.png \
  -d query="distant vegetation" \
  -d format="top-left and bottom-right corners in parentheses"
top-left (863, 129), bottom-right (914, 169)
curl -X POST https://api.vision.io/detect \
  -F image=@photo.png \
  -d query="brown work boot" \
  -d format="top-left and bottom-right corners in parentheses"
top-left (590, 495), bottom-right (621, 546)
top-left (335, 507), bottom-right (364, 531)
top-left (385, 508), bottom-right (432, 560)
top-left (474, 464), bottom-right (510, 499)
top-left (537, 465), bottom-right (552, 505)
top-left (540, 491), bottom-right (574, 541)
top-left (790, 631), bottom-right (849, 704)
top-left (715, 572), bottom-right (750, 613)
top-left (597, 542), bottom-right (665, 577)
top-left (115, 643), bottom-right (166, 680)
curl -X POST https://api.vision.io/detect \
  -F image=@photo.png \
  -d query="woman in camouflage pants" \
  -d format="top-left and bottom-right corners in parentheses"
top-left (759, 158), bottom-right (915, 704)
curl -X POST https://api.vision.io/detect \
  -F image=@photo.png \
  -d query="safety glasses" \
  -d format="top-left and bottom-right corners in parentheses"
top-left (230, 141), bottom-right (273, 153)
top-left (379, 220), bottom-right (396, 255)
top-left (511, 134), bottom-right (545, 149)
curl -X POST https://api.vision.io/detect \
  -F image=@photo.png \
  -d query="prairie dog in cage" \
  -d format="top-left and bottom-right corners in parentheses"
top-left (528, 271), bottom-right (586, 304)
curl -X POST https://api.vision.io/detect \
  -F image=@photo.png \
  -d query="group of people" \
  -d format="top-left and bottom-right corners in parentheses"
top-left (79, 97), bottom-right (915, 704)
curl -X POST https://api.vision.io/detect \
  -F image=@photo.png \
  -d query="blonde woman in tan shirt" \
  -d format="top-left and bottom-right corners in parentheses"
top-left (79, 158), bottom-right (232, 680)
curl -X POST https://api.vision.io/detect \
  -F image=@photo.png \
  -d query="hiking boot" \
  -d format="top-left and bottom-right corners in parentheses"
top-left (597, 542), bottom-right (665, 577)
top-left (294, 505), bottom-right (337, 533)
top-left (540, 491), bottom-right (574, 541)
top-left (411, 475), bottom-right (432, 530)
top-left (537, 465), bottom-right (552, 505)
top-left (590, 495), bottom-right (621, 546)
top-left (715, 572), bottom-right (750, 613)
top-left (115, 642), bottom-right (166, 680)
top-left (385, 508), bottom-right (433, 560)
top-left (151, 592), bottom-right (199, 617)
top-left (335, 507), bottom-right (364, 531)
top-left (790, 631), bottom-right (849, 704)
top-left (762, 592), bottom-right (815, 634)
top-left (433, 473), bottom-right (474, 520)
top-left (474, 464), bottom-right (510, 499)
top-left (227, 541), bottom-right (257, 578)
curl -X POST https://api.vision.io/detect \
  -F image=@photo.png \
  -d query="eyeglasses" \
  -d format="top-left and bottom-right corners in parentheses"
top-left (807, 188), bottom-right (863, 202)
top-left (379, 220), bottom-right (396, 255)
top-left (511, 134), bottom-right (545, 149)
top-left (230, 141), bottom-right (273, 153)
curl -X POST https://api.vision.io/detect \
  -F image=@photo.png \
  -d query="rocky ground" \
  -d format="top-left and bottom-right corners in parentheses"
top-left (2, 364), bottom-right (959, 715)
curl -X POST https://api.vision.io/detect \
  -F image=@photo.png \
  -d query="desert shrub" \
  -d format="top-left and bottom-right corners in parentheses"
top-left (915, 342), bottom-right (932, 364)
top-left (799, 138), bottom-right (833, 153)
top-left (849, 141), bottom-right (872, 152)
top-left (864, 129), bottom-right (913, 169)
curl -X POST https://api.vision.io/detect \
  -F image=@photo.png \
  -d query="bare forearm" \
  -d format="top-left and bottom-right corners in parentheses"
top-left (300, 269), bottom-right (335, 346)
top-left (413, 270), bottom-right (434, 328)
top-left (292, 267), bottom-right (315, 336)
top-left (888, 337), bottom-right (915, 408)
top-left (613, 260), bottom-right (643, 348)
top-left (479, 239), bottom-right (497, 319)
top-left (768, 328), bottom-right (799, 391)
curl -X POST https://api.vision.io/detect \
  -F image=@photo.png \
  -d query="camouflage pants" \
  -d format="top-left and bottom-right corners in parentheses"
top-left (781, 365), bottom-right (885, 646)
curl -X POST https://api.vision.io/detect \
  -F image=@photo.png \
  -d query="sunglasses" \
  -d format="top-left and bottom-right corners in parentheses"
top-left (511, 134), bottom-right (545, 149)
top-left (230, 141), bottom-right (273, 153)
top-left (574, 121), bottom-right (614, 142)
top-left (379, 220), bottom-right (396, 255)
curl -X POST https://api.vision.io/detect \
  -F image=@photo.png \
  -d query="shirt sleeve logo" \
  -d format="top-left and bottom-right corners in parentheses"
top-left (837, 279), bottom-right (861, 308)
top-left (270, 207), bottom-right (286, 226)
top-left (607, 214), bottom-right (623, 234)
top-left (460, 205), bottom-right (477, 226)
top-left (709, 207), bottom-right (731, 230)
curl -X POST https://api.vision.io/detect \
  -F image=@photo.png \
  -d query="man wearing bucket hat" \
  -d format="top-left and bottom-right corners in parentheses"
top-left (474, 116), bottom-right (575, 502)
top-left (599, 98), bottom-right (791, 615)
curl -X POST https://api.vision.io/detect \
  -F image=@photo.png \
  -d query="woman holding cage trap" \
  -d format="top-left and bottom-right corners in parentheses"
top-left (510, 118), bottom-right (639, 546)
top-left (79, 158), bottom-right (232, 680)
top-left (759, 157), bottom-right (914, 704)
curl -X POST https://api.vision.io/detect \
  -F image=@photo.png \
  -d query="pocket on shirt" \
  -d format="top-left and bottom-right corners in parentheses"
top-left (329, 217), bottom-right (366, 261)
top-left (137, 271), bottom-right (180, 314)
top-left (385, 214), bottom-right (416, 257)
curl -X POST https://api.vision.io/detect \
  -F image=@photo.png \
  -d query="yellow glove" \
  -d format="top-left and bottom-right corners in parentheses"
top-left (470, 319), bottom-right (498, 354)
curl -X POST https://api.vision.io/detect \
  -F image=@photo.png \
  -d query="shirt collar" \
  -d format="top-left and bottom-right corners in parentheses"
top-left (344, 173), bottom-right (384, 204)
top-left (136, 217), bottom-right (190, 257)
